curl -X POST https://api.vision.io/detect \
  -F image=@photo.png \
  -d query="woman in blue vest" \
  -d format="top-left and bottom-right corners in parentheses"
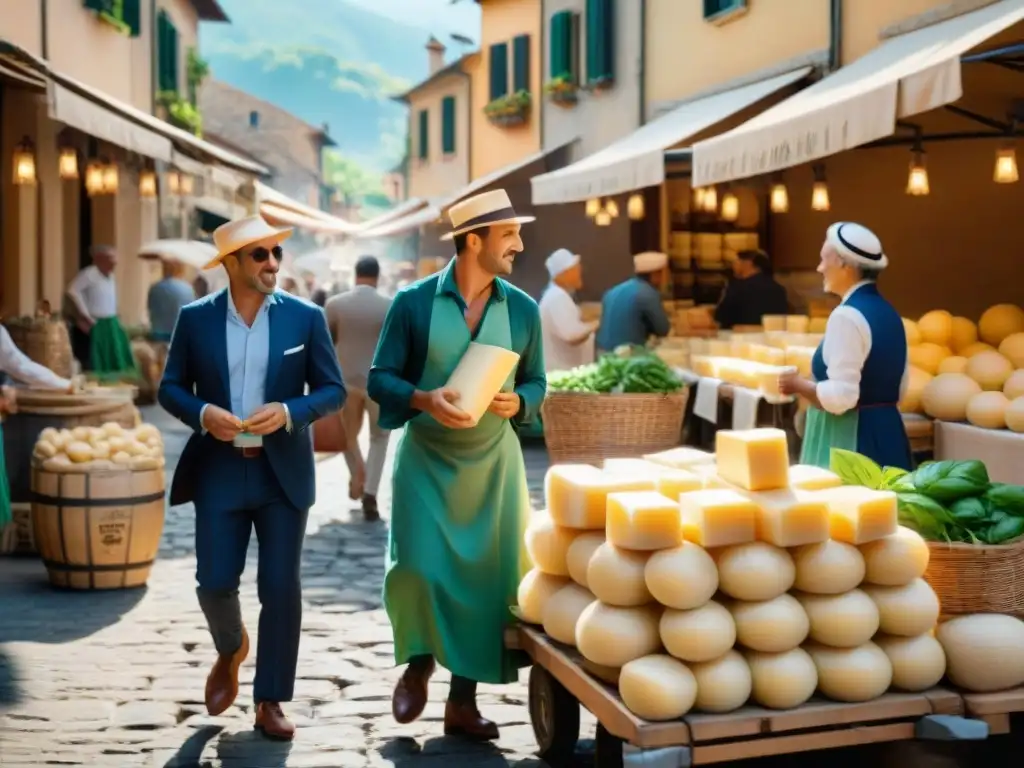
top-left (779, 222), bottom-right (912, 470)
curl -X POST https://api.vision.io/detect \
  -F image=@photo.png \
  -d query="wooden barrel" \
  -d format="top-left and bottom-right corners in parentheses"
top-left (31, 462), bottom-right (166, 589)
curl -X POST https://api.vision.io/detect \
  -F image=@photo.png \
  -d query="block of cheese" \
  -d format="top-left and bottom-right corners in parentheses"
top-left (542, 583), bottom-right (596, 646)
top-left (690, 650), bottom-right (752, 713)
top-left (730, 593), bottom-right (809, 653)
top-left (566, 532), bottom-right (605, 588)
top-left (679, 489), bottom-right (757, 548)
top-left (660, 601), bottom-right (736, 662)
top-left (806, 642), bottom-right (893, 702)
top-left (861, 578), bottom-right (940, 637)
top-left (643, 447), bottom-right (715, 470)
top-left (619, 655), bottom-right (698, 721)
top-left (603, 458), bottom-right (666, 476)
top-left (816, 486), bottom-right (898, 545)
top-left (517, 569), bottom-right (570, 624)
top-left (587, 542), bottom-right (652, 607)
top-left (788, 464), bottom-right (843, 491)
top-left (745, 488), bottom-right (829, 547)
top-left (524, 511), bottom-right (582, 576)
top-left (546, 464), bottom-right (655, 530)
top-left (874, 633), bottom-right (946, 692)
top-left (714, 542), bottom-right (795, 601)
top-left (745, 648), bottom-right (818, 709)
top-left (606, 491), bottom-right (682, 551)
top-left (795, 589), bottom-right (880, 648)
top-left (655, 469), bottom-right (704, 501)
top-left (576, 602), bottom-right (662, 667)
top-left (690, 463), bottom-right (732, 489)
top-left (791, 540), bottom-right (866, 594)
top-left (445, 342), bottom-right (521, 424)
top-left (644, 542), bottom-right (719, 610)
top-left (715, 428), bottom-right (790, 491)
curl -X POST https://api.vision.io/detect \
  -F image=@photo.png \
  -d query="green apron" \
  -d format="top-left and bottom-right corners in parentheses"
top-left (799, 406), bottom-right (859, 469)
top-left (383, 290), bottom-right (531, 685)
top-left (0, 423), bottom-right (10, 529)
top-left (90, 316), bottom-right (138, 381)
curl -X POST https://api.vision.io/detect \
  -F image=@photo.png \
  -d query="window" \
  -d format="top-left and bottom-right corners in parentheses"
top-left (549, 10), bottom-right (576, 81)
top-left (418, 109), bottom-right (429, 160)
top-left (512, 34), bottom-right (530, 92)
top-left (249, 111), bottom-right (259, 128)
top-left (585, 0), bottom-right (614, 85)
top-left (157, 10), bottom-right (180, 93)
top-left (441, 96), bottom-right (456, 155)
top-left (488, 42), bottom-right (509, 101)
top-left (703, 0), bottom-right (747, 21)
top-left (83, 0), bottom-right (142, 37)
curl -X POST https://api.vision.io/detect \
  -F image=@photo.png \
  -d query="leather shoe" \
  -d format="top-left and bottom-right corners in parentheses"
top-left (204, 627), bottom-right (249, 716)
top-left (255, 702), bottom-right (295, 741)
top-left (392, 658), bottom-right (434, 724)
top-left (444, 700), bottom-right (499, 741)
top-left (362, 494), bottom-right (380, 522)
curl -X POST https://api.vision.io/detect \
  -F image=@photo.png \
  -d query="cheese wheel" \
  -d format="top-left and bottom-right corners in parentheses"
top-left (730, 593), bottom-right (809, 653)
top-left (917, 310), bottom-right (953, 346)
top-left (660, 601), bottom-right (736, 662)
top-left (690, 650), bottom-right (752, 713)
top-left (542, 583), bottom-right (596, 646)
top-left (576, 602), bottom-right (662, 668)
top-left (1003, 370), bottom-right (1024, 400)
top-left (908, 343), bottom-right (951, 375)
top-left (862, 579), bottom-right (940, 637)
top-left (999, 331), bottom-right (1024, 368)
top-left (714, 542), bottom-right (795, 601)
top-left (517, 569), bottom-right (570, 625)
top-left (921, 373), bottom-right (982, 421)
top-left (966, 391), bottom-right (1009, 429)
top-left (965, 350), bottom-right (1014, 391)
top-left (587, 543), bottom-right (652, 607)
top-left (874, 633), bottom-right (946, 692)
top-left (898, 365), bottom-right (932, 413)
top-left (902, 318), bottom-right (922, 346)
top-left (644, 541), bottom-right (719, 610)
top-left (525, 513), bottom-right (581, 576)
top-left (806, 641), bottom-right (892, 702)
top-left (961, 342), bottom-right (995, 358)
top-left (745, 648), bottom-right (818, 709)
top-left (859, 526), bottom-right (929, 586)
top-left (979, 303), bottom-right (1024, 346)
top-left (795, 589), bottom-right (879, 648)
top-left (566, 532), bottom-right (605, 588)
top-left (1008, 397), bottom-right (1024, 433)
top-left (619, 655), bottom-right (697, 721)
top-left (950, 316), bottom-right (979, 353)
top-left (936, 613), bottom-right (1024, 692)
top-left (937, 355), bottom-right (968, 375)
top-left (791, 539), bottom-right (865, 594)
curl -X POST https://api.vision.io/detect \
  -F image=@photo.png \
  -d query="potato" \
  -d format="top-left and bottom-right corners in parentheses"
top-left (43, 455), bottom-right (74, 472)
top-left (130, 455), bottom-right (160, 471)
top-left (34, 439), bottom-right (58, 459)
top-left (107, 436), bottom-right (129, 454)
top-left (125, 440), bottom-right (147, 457)
top-left (65, 441), bottom-right (95, 463)
top-left (71, 426), bottom-right (91, 442)
top-left (111, 451), bottom-right (132, 465)
top-left (92, 441), bottom-right (111, 460)
top-left (101, 421), bottom-right (124, 438)
top-left (38, 427), bottom-right (60, 445)
top-left (134, 423), bottom-right (159, 442)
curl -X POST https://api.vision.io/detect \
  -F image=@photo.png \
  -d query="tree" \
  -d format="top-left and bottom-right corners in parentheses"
top-left (322, 149), bottom-right (384, 205)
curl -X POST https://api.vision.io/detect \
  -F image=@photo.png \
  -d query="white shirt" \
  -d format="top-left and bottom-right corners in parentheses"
top-left (0, 326), bottom-right (71, 390)
top-left (67, 265), bottom-right (117, 321)
top-left (815, 281), bottom-right (909, 415)
top-left (539, 283), bottom-right (594, 373)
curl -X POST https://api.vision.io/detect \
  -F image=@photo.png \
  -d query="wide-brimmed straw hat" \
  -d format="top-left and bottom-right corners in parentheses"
top-left (440, 189), bottom-right (535, 241)
top-left (204, 215), bottom-right (294, 270)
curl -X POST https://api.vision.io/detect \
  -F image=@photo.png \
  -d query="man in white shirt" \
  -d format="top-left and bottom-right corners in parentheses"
top-left (65, 246), bottom-right (137, 379)
top-left (538, 249), bottom-right (597, 373)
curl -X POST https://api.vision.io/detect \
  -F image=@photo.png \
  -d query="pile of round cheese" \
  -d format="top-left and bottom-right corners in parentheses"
top-left (32, 422), bottom-right (165, 473)
top-left (901, 305), bottom-right (1024, 431)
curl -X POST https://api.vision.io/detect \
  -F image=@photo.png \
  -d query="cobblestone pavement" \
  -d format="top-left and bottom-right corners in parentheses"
top-left (0, 407), bottom-right (595, 767)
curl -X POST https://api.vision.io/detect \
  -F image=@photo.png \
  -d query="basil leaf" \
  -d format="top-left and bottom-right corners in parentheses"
top-left (949, 497), bottom-right (988, 524)
top-left (880, 466), bottom-right (909, 491)
top-left (986, 515), bottom-right (1024, 545)
top-left (830, 449), bottom-right (883, 490)
top-left (896, 492), bottom-right (956, 541)
top-left (910, 460), bottom-right (989, 502)
top-left (984, 483), bottom-right (1024, 515)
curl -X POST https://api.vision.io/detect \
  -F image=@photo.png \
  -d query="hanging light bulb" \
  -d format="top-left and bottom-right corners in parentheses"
top-left (585, 198), bottom-right (600, 217)
top-left (139, 169), bottom-right (157, 198)
top-left (769, 182), bottom-right (789, 213)
top-left (166, 169), bottom-right (181, 195)
top-left (101, 162), bottom-right (119, 194)
top-left (594, 210), bottom-right (611, 226)
top-left (811, 163), bottom-right (830, 211)
top-left (179, 173), bottom-right (194, 195)
top-left (905, 148), bottom-right (929, 196)
top-left (58, 147), bottom-right (79, 180)
top-left (12, 136), bottom-right (36, 185)
top-left (720, 192), bottom-right (739, 222)
top-left (85, 160), bottom-right (105, 197)
top-left (692, 187), bottom-right (706, 210)
top-left (994, 147), bottom-right (1019, 184)
top-left (604, 199), bottom-right (619, 218)
top-left (627, 193), bottom-right (645, 220)
top-left (702, 186), bottom-right (718, 213)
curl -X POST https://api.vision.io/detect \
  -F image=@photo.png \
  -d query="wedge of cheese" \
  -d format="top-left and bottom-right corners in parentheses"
top-left (655, 469), bottom-right (704, 501)
top-left (715, 428), bottom-right (790, 491)
top-left (788, 464), bottom-right (843, 491)
top-left (643, 447), bottom-right (715, 470)
top-left (744, 488), bottom-right (830, 547)
top-left (606, 491), bottom-right (683, 551)
top-left (816, 486), bottom-right (898, 545)
top-left (679, 489), bottom-right (758, 548)
top-left (444, 342), bottom-right (520, 424)
top-left (546, 464), bottom-right (655, 530)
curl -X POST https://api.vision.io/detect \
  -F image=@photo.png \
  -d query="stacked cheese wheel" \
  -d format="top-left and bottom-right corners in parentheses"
top-left (32, 422), bottom-right (165, 472)
top-left (518, 428), bottom-right (947, 721)
top-left (900, 304), bottom-right (1024, 431)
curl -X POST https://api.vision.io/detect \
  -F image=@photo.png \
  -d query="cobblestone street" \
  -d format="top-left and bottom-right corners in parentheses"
top-left (0, 408), bottom-right (593, 767)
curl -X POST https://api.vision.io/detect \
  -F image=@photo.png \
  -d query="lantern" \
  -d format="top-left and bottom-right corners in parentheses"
top-left (905, 150), bottom-right (929, 196)
top-left (12, 137), bottom-right (36, 185)
top-left (179, 173), bottom-right (194, 196)
top-left (585, 198), bottom-right (600, 217)
top-left (85, 161), bottom-right (105, 197)
top-left (627, 193), bottom-right (645, 220)
top-left (720, 192), bottom-right (739, 222)
top-left (994, 147), bottom-right (1019, 184)
top-left (166, 169), bottom-right (181, 195)
top-left (769, 183), bottom-right (789, 213)
top-left (594, 210), bottom-right (611, 226)
top-left (59, 147), bottom-right (79, 180)
top-left (101, 162), bottom-right (119, 194)
top-left (139, 169), bottom-right (157, 198)
top-left (701, 187), bottom-right (718, 213)
top-left (604, 199), bottom-right (619, 218)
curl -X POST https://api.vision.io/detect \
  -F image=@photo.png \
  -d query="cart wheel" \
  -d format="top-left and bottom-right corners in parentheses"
top-left (595, 723), bottom-right (624, 768)
top-left (528, 665), bottom-right (580, 767)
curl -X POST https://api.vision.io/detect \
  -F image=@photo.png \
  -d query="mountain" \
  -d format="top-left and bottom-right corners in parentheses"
top-left (199, 0), bottom-right (480, 174)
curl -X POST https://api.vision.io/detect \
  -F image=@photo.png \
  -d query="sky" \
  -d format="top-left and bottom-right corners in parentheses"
top-left (340, 0), bottom-right (482, 44)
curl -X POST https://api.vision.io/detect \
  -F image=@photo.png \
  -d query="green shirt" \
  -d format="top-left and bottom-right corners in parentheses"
top-left (367, 259), bottom-right (547, 430)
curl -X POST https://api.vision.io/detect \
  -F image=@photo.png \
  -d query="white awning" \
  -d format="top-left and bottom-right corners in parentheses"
top-left (692, 0), bottom-right (1024, 186)
top-left (0, 54), bottom-right (46, 89)
top-left (531, 68), bottom-right (812, 205)
top-left (356, 203), bottom-right (444, 239)
top-left (255, 183), bottom-right (360, 235)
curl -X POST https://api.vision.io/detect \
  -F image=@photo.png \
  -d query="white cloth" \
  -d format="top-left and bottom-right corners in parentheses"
top-left (0, 326), bottom-right (71, 390)
top-left (67, 265), bottom-right (117, 321)
top-left (539, 283), bottom-right (594, 373)
top-left (546, 248), bottom-right (580, 279)
top-left (633, 251), bottom-right (668, 273)
top-left (814, 281), bottom-right (909, 415)
top-left (732, 387), bottom-right (761, 430)
top-left (693, 377), bottom-right (721, 423)
top-left (826, 222), bottom-right (888, 270)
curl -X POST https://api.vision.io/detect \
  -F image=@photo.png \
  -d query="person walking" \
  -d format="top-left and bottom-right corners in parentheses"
top-left (324, 255), bottom-right (393, 521)
top-left (158, 214), bottom-right (345, 742)
top-left (368, 189), bottom-right (546, 741)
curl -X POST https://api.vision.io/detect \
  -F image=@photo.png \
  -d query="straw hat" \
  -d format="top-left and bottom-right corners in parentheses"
top-left (440, 189), bottom-right (535, 241)
top-left (826, 222), bottom-right (888, 270)
top-left (633, 251), bottom-right (668, 273)
top-left (203, 214), bottom-right (294, 270)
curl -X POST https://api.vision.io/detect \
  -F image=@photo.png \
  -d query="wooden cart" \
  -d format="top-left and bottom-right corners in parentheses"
top-left (508, 624), bottom-right (1024, 767)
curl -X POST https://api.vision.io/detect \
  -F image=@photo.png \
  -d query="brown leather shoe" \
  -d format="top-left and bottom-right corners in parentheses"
top-left (392, 658), bottom-right (434, 724)
top-left (362, 494), bottom-right (380, 522)
top-left (444, 700), bottom-right (499, 741)
top-left (255, 702), bottom-right (295, 741)
top-left (204, 627), bottom-right (249, 716)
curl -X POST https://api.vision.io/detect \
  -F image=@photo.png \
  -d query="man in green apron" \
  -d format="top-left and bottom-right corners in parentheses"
top-left (367, 189), bottom-right (546, 741)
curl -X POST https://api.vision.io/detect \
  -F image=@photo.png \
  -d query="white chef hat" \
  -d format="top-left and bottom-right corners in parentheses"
top-left (633, 251), bottom-right (668, 274)
top-left (546, 248), bottom-right (581, 278)
top-left (825, 222), bottom-right (889, 270)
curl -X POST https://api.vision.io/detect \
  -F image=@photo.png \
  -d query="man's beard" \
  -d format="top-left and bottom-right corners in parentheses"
top-left (482, 250), bottom-right (514, 276)
top-left (250, 273), bottom-right (277, 294)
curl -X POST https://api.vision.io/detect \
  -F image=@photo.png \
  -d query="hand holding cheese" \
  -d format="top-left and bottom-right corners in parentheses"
top-left (443, 342), bottom-right (521, 424)
top-left (487, 390), bottom-right (521, 419)
top-left (415, 387), bottom-right (475, 429)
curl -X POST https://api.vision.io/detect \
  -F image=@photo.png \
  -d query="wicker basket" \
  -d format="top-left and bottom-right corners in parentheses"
top-left (541, 391), bottom-right (689, 465)
top-left (3, 317), bottom-right (73, 379)
top-left (924, 538), bottom-right (1024, 618)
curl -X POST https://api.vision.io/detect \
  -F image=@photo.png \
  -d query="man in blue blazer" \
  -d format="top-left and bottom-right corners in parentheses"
top-left (158, 215), bottom-right (345, 741)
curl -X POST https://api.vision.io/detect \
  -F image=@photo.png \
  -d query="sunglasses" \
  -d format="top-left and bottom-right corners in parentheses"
top-left (235, 245), bottom-right (284, 263)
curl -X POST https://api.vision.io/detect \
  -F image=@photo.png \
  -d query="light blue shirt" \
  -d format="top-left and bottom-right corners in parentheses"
top-left (147, 277), bottom-right (195, 337)
top-left (595, 277), bottom-right (671, 351)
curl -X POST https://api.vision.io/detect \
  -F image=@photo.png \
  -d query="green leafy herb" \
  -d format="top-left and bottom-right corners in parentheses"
top-left (908, 460), bottom-right (989, 502)
top-left (983, 483), bottom-right (1024, 516)
top-left (949, 496), bottom-right (988, 525)
top-left (830, 448), bottom-right (883, 489)
top-left (897, 493), bottom-right (957, 541)
top-left (983, 514), bottom-right (1024, 545)
top-left (879, 466), bottom-right (909, 491)
top-left (547, 350), bottom-right (685, 395)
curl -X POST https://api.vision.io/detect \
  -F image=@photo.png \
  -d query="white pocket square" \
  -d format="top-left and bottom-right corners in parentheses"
top-left (283, 344), bottom-right (304, 356)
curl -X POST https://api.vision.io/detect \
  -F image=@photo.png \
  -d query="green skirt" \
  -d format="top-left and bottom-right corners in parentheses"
top-left (0, 423), bottom-right (11, 528)
top-left (90, 317), bottom-right (138, 381)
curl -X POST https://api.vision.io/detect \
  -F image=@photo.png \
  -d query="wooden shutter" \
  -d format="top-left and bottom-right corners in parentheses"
top-left (441, 96), bottom-right (456, 155)
top-left (418, 109), bottom-right (429, 160)
top-left (512, 34), bottom-right (530, 93)
top-left (585, 0), bottom-right (615, 84)
top-left (488, 42), bottom-right (509, 100)
top-left (549, 11), bottom-right (573, 79)
top-left (122, 0), bottom-right (142, 37)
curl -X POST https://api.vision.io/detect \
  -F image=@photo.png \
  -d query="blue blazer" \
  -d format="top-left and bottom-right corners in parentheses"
top-left (158, 289), bottom-right (346, 511)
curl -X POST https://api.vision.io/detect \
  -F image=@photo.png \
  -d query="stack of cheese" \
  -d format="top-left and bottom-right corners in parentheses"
top-left (518, 428), bottom-right (947, 722)
top-left (32, 422), bottom-right (165, 472)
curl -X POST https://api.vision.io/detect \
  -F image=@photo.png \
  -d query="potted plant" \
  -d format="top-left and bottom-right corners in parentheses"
top-left (156, 91), bottom-right (203, 136)
top-left (484, 90), bottom-right (532, 127)
top-left (544, 74), bottom-right (578, 106)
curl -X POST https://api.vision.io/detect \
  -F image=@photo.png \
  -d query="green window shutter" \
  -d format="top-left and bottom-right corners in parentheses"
top-left (512, 34), bottom-right (530, 93)
top-left (157, 12), bottom-right (171, 91)
top-left (488, 42), bottom-right (508, 101)
top-left (122, 0), bottom-right (141, 37)
top-left (418, 109), bottom-right (429, 160)
top-left (168, 21), bottom-right (180, 92)
top-left (83, 0), bottom-right (108, 12)
top-left (549, 11), bottom-right (573, 79)
top-left (441, 96), bottom-right (456, 155)
top-left (585, 0), bottom-right (615, 85)
top-left (703, 0), bottom-right (746, 20)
